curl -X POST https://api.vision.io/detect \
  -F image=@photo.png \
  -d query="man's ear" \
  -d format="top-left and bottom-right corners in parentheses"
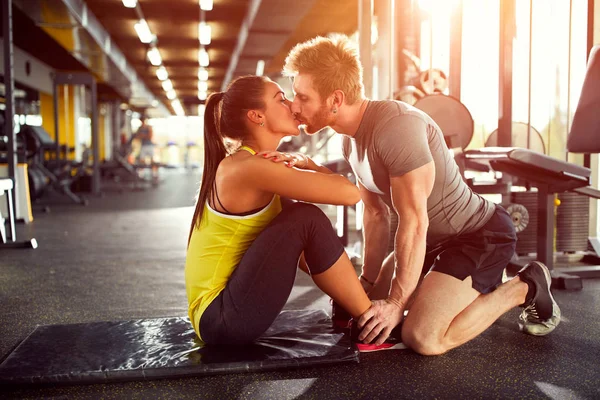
top-left (246, 109), bottom-right (263, 125)
top-left (331, 90), bottom-right (345, 109)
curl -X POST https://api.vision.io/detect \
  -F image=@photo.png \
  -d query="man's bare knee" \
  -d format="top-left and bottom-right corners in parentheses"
top-left (401, 324), bottom-right (448, 356)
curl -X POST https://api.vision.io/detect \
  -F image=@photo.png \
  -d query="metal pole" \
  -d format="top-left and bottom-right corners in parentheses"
top-left (498, 0), bottom-right (515, 148)
top-left (537, 186), bottom-right (555, 270)
top-left (584, 0), bottom-right (594, 169)
top-left (566, 0), bottom-right (573, 162)
top-left (359, 0), bottom-right (373, 98)
top-left (3, 0), bottom-right (16, 235)
top-left (53, 80), bottom-right (60, 160)
top-left (527, 0), bottom-right (533, 152)
top-left (112, 101), bottom-right (121, 161)
top-left (587, 0), bottom-right (595, 60)
top-left (90, 79), bottom-right (100, 195)
top-left (449, 0), bottom-right (463, 99)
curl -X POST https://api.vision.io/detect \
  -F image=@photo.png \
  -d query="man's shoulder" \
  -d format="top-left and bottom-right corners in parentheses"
top-left (368, 100), bottom-right (429, 128)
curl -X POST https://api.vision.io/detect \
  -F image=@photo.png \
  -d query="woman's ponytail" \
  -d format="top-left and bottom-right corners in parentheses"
top-left (188, 92), bottom-right (226, 245)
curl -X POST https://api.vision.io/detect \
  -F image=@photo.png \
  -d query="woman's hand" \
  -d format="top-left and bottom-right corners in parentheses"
top-left (258, 151), bottom-right (310, 169)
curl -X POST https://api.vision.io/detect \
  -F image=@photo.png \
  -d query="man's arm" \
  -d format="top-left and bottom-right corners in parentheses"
top-left (358, 181), bottom-right (390, 289)
top-left (357, 161), bottom-right (434, 344)
top-left (387, 161), bottom-right (435, 309)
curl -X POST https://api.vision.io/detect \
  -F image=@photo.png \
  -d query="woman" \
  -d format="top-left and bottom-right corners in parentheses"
top-left (185, 75), bottom-right (372, 345)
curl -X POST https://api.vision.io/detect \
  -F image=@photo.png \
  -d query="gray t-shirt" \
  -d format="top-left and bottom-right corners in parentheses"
top-left (343, 100), bottom-right (495, 246)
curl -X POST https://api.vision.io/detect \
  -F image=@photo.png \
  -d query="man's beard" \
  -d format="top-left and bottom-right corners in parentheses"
top-left (303, 104), bottom-right (334, 134)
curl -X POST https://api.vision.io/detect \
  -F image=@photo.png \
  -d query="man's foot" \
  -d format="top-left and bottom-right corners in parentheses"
top-left (350, 321), bottom-right (407, 352)
top-left (517, 261), bottom-right (561, 336)
top-left (331, 299), bottom-right (352, 331)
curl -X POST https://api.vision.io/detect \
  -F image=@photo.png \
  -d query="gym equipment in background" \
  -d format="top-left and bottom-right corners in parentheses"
top-left (19, 125), bottom-right (89, 205)
top-left (0, 0), bottom-right (37, 249)
top-left (485, 122), bottom-right (546, 154)
top-left (414, 94), bottom-right (474, 150)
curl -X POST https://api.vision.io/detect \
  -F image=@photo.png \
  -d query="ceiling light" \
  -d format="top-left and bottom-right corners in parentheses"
top-left (156, 66), bottom-right (168, 81)
top-left (172, 100), bottom-right (185, 116)
top-left (255, 60), bottom-right (265, 76)
top-left (199, 22), bottom-right (211, 45)
top-left (198, 91), bottom-right (207, 101)
top-left (166, 89), bottom-right (177, 100)
top-left (198, 68), bottom-right (208, 81)
top-left (162, 80), bottom-right (174, 92)
top-left (122, 0), bottom-right (137, 8)
top-left (198, 81), bottom-right (208, 92)
top-left (134, 19), bottom-right (154, 44)
top-left (199, 48), bottom-right (209, 67)
top-left (200, 0), bottom-right (213, 11)
top-left (198, 104), bottom-right (206, 115)
top-left (147, 47), bottom-right (162, 66)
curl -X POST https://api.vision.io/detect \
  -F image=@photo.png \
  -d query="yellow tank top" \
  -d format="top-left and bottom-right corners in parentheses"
top-left (184, 146), bottom-right (282, 340)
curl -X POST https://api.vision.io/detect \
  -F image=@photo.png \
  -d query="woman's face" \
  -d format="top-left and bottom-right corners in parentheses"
top-left (260, 80), bottom-right (300, 137)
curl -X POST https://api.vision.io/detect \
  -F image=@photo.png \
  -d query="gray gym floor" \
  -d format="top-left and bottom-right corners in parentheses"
top-left (1, 170), bottom-right (599, 399)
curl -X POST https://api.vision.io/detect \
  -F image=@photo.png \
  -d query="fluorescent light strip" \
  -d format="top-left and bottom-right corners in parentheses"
top-left (166, 89), bottom-right (177, 100)
top-left (147, 47), bottom-right (162, 66)
top-left (171, 100), bottom-right (185, 116)
top-left (198, 68), bottom-right (209, 81)
top-left (156, 66), bottom-right (168, 81)
top-left (198, 91), bottom-right (207, 101)
top-left (200, 0), bottom-right (213, 11)
top-left (134, 19), bottom-right (154, 43)
top-left (122, 0), bottom-right (137, 8)
top-left (199, 22), bottom-right (211, 45)
top-left (162, 79), bottom-right (174, 91)
top-left (198, 81), bottom-right (208, 92)
top-left (199, 48), bottom-right (209, 67)
top-left (255, 60), bottom-right (265, 76)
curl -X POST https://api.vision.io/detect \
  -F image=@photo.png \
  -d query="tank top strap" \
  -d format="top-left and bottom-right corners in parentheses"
top-left (239, 145), bottom-right (257, 155)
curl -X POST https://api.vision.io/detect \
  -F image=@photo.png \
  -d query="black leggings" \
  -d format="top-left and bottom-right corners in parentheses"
top-left (199, 202), bottom-right (345, 345)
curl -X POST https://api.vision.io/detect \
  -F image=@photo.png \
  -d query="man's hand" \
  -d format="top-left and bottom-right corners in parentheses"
top-left (357, 299), bottom-right (404, 345)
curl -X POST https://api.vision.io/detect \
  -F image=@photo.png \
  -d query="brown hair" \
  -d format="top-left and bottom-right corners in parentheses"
top-left (188, 75), bottom-right (268, 245)
top-left (283, 34), bottom-right (364, 105)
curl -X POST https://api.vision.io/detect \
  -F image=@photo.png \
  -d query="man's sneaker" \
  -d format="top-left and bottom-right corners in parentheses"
top-left (331, 299), bottom-right (352, 331)
top-left (350, 321), bottom-right (407, 352)
top-left (517, 261), bottom-right (561, 336)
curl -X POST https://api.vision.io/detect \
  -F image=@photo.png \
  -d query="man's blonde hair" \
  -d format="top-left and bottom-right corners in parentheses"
top-left (283, 34), bottom-right (364, 105)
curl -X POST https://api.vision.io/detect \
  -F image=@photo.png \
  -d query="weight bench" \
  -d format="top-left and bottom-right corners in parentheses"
top-left (465, 148), bottom-right (600, 286)
top-left (465, 45), bottom-right (600, 286)
top-left (0, 309), bottom-right (358, 385)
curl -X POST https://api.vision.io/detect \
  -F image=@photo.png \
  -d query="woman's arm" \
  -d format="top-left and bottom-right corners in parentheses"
top-left (234, 155), bottom-right (359, 206)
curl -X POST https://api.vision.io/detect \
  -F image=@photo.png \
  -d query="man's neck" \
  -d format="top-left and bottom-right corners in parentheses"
top-left (330, 98), bottom-right (370, 137)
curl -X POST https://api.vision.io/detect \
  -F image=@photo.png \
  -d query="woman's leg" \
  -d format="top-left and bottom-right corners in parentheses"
top-left (200, 202), bottom-right (371, 344)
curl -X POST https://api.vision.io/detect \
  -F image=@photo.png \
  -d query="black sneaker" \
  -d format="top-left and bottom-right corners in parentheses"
top-left (350, 321), bottom-right (407, 352)
top-left (331, 299), bottom-right (352, 331)
top-left (517, 261), bottom-right (561, 336)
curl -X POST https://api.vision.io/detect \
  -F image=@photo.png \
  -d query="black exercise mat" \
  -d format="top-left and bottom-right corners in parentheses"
top-left (0, 309), bottom-right (357, 385)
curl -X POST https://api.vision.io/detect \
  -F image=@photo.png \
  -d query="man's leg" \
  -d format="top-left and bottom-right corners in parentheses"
top-left (401, 272), bottom-right (528, 355)
top-left (401, 205), bottom-right (559, 355)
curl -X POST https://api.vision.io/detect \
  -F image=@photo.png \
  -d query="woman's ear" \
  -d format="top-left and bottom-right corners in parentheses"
top-left (246, 110), bottom-right (263, 125)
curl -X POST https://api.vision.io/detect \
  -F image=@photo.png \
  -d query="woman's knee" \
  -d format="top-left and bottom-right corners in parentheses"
top-left (285, 202), bottom-right (329, 223)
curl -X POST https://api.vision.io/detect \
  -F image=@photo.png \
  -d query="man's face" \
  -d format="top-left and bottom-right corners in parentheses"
top-left (290, 74), bottom-right (333, 135)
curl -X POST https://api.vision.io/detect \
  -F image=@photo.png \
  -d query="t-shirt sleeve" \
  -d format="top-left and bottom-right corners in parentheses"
top-left (375, 114), bottom-right (433, 177)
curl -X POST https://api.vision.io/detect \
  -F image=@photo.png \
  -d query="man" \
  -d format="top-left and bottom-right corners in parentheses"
top-left (283, 35), bottom-right (560, 355)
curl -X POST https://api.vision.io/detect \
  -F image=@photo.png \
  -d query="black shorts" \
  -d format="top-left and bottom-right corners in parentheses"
top-left (424, 205), bottom-right (517, 294)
